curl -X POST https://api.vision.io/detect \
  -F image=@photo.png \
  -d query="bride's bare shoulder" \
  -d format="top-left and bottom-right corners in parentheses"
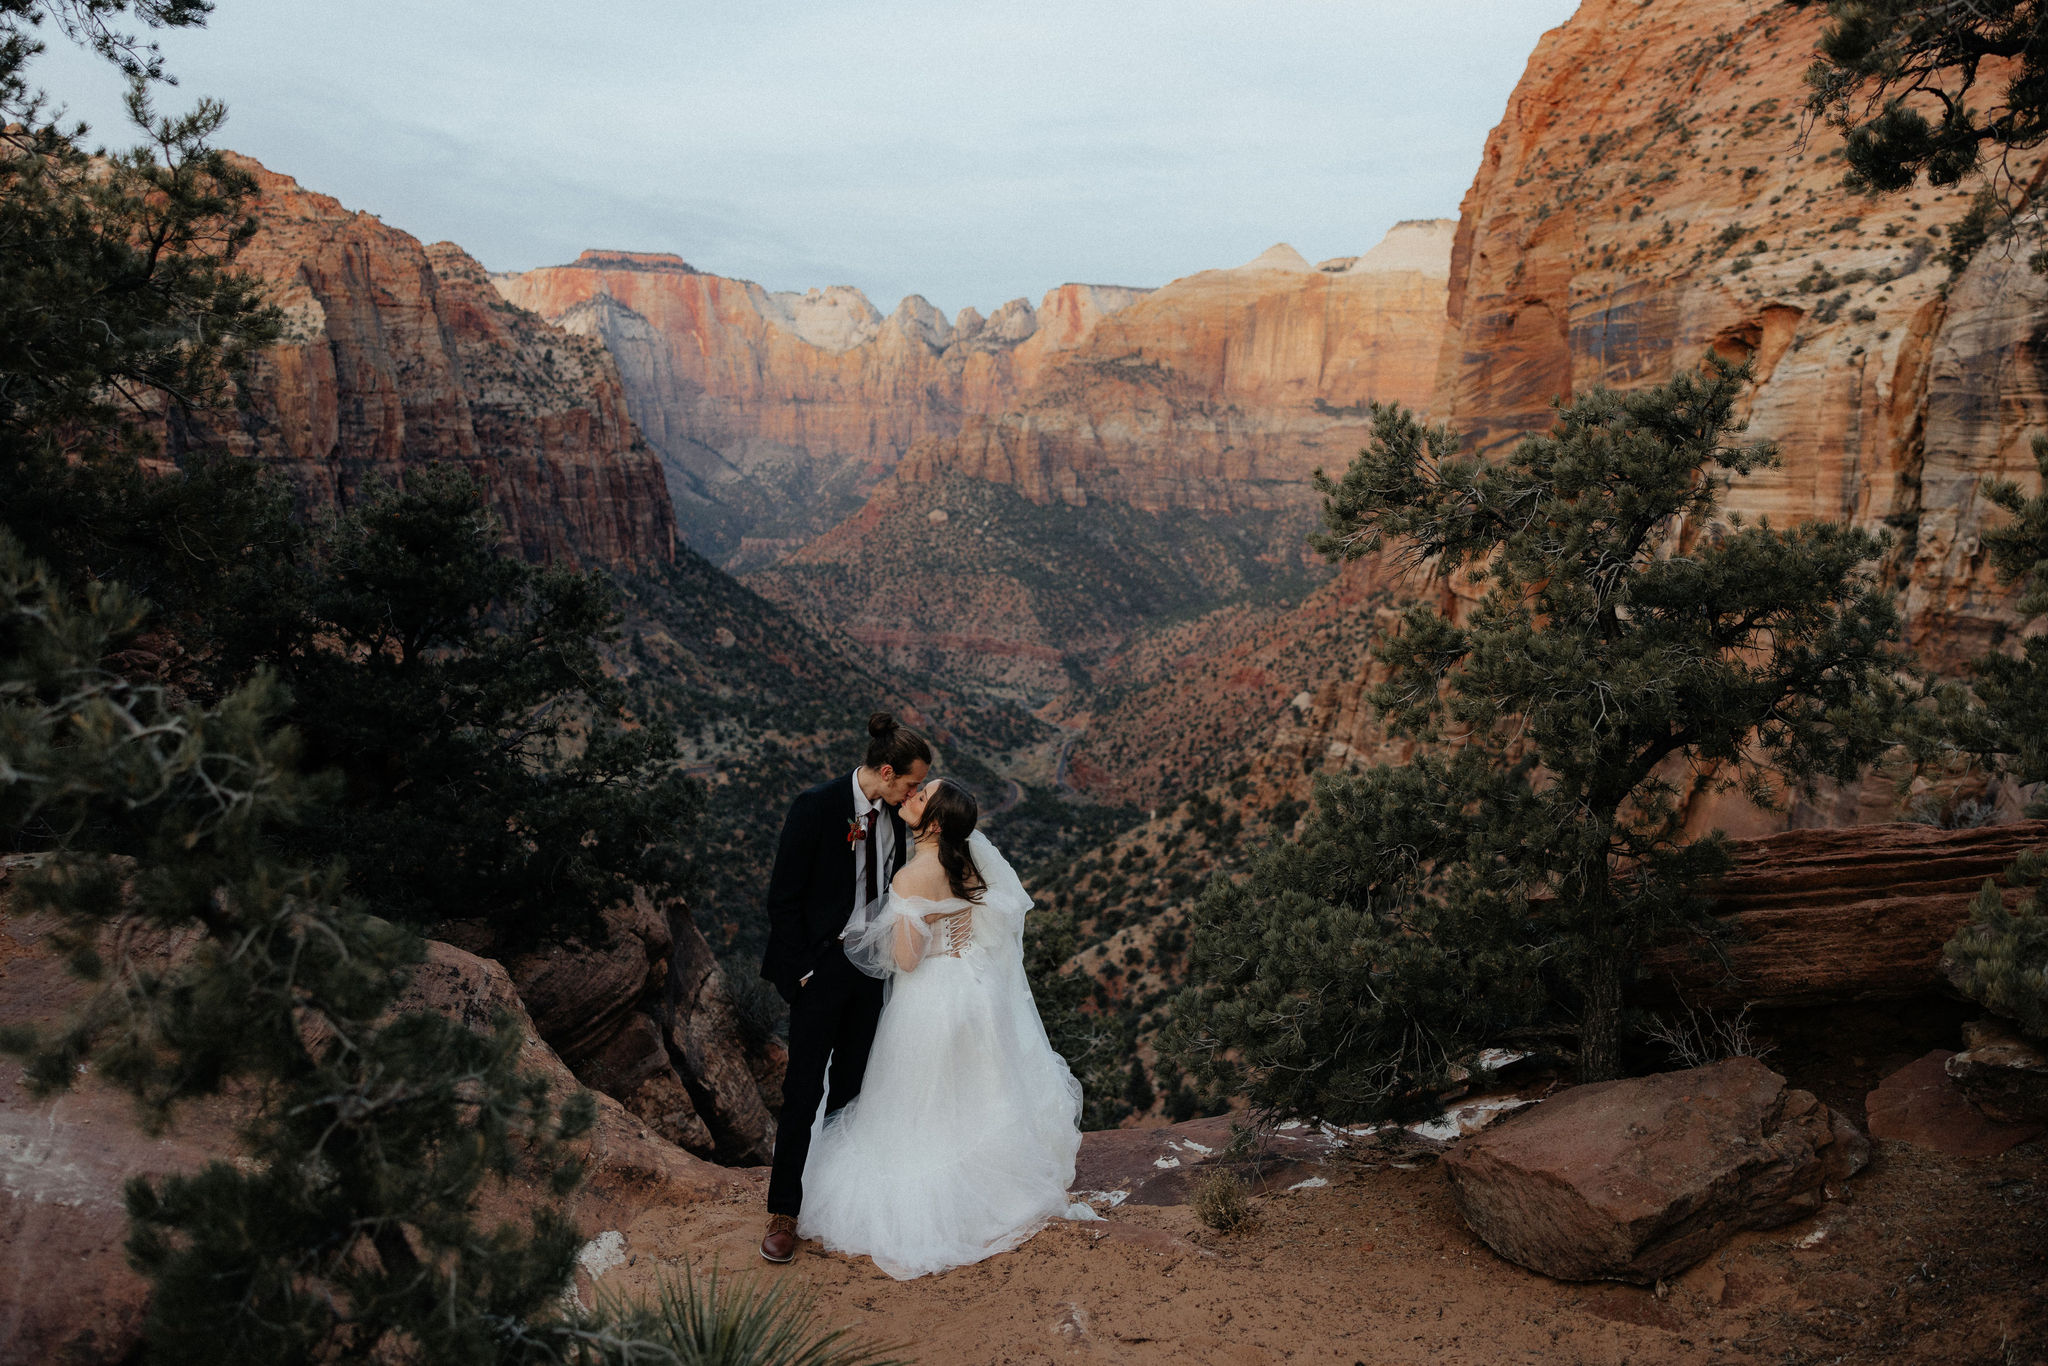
top-left (891, 857), bottom-right (952, 901)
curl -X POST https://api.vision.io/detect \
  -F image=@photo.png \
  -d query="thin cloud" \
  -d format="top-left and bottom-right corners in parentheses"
top-left (34, 0), bottom-right (1578, 315)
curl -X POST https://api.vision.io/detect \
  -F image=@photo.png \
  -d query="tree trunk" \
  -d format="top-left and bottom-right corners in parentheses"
top-left (1578, 954), bottom-right (1626, 1083)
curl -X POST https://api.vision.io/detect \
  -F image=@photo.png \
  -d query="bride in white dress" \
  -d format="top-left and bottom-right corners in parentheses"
top-left (797, 777), bottom-right (1094, 1279)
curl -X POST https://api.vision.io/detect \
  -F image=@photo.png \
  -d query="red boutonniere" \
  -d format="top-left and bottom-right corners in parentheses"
top-left (846, 814), bottom-right (870, 846)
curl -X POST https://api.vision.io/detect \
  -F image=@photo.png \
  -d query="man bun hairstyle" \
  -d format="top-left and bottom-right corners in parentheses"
top-left (864, 711), bottom-right (933, 774)
top-left (914, 777), bottom-right (985, 903)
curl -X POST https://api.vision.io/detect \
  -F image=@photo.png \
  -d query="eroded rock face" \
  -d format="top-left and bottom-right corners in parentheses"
top-left (485, 890), bottom-right (779, 1166)
top-left (167, 159), bottom-right (674, 572)
top-left (1946, 1020), bottom-right (2048, 1124)
top-left (1443, 1059), bottom-right (1867, 1284)
top-left (885, 225), bottom-right (1455, 514)
top-left (1219, 0), bottom-right (2047, 839)
top-left (1642, 820), bottom-right (2048, 1009)
top-left (1867, 1050), bottom-right (2047, 1157)
top-left (493, 253), bottom-right (1146, 561)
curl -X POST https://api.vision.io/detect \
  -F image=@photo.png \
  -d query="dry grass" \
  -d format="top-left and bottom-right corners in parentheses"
top-left (1190, 1167), bottom-right (1253, 1234)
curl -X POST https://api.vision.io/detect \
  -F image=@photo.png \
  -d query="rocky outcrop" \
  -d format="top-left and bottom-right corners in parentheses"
top-left (0, 909), bottom-right (737, 1366)
top-left (468, 889), bottom-right (779, 1165)
top-left (1866, 1050), bottom-right (2047, 1157)
top-left (493, 250), bottom-right (1148, 562)
top-left (166, 159), bottom-right (674, 571)
top-left (1946, 1019), bottom-right (2048, 1124)
top-left (1643, 820), bottom-right (2048, 1009)
top-left (1443, 1059), bottom-right (1867, 1284)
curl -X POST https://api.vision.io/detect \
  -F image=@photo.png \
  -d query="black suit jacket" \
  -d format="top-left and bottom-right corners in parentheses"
top-left (760, 774), bottom-right (908, 1002)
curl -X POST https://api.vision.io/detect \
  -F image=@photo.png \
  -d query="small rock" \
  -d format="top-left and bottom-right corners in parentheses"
top-left (1946, 1021), bottom-right (2048, 1124)
top-left (1869, 1050), bottom-right (2047, 1156)
top-left (1442, 1058), bottom-right (1866, 1284)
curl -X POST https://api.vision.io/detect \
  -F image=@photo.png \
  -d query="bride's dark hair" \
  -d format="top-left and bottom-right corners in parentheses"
top-left (915, 778), bottom-right (985, 903)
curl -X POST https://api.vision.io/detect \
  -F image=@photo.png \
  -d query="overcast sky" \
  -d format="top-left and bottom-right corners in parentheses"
top-left (37, 0), bottom-right (1579, 317)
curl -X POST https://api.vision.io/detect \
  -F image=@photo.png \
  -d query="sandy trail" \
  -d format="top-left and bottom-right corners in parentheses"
top-left (575, 1132), bottom-right (2045, 1366)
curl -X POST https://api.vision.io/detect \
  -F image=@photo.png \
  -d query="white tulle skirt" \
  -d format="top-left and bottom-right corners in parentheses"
top-left (797, 944), bottom-right (1089, 1279)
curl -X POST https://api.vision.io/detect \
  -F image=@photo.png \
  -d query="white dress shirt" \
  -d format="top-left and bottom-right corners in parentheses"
top-left (851, 768), bottom-right (897, 909)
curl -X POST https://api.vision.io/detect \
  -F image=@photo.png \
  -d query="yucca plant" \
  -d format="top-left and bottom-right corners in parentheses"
top-left (548, 1265), bottom-right (910, 1366)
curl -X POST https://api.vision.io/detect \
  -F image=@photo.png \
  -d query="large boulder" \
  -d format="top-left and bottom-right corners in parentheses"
top-left (1642, 819), bottom-right (2048, 1009)
top-left (1442, 1059), bottom-right (1867, 1284)
top-left (494, 893), bottom-right (671, 1062)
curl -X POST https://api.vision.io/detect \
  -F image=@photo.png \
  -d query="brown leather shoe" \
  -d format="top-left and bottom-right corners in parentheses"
top-left (760, 1213), bottom-right (798, 1264)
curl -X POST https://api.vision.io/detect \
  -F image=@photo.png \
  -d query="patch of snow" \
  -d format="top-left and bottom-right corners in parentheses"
top-left (1179, 1139), bottom-right (1214, 1155)
top-left (1064, 1201), bottom-right (1104, 1221)
top-left (1390, 1161), bottom-right (1420, 1171)
top-left (1074, 1189), bottom-right (1129, 1209)
top-left (1152, 1155), bottom-right (1182, 1170)
top-left (1796, 1227), bottom-right (1828, 1249)
top-left (1287, 1177), bottom-right (1330, 1191)
top-left (1475, 1048), bottom-right (1531, 1071)
top-left (1406, 1115), bottom-right (1463, 1144)
top-left (576, 1230), bottom-right (628, 1279)
top-left (1276, 1119), bottom-right (1305, 1131)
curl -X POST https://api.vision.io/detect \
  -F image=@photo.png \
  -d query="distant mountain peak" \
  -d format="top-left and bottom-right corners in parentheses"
top-left (572, 250), bottom-right (701, 274)
top-left (1237, 243), bottom-right (1315, 273)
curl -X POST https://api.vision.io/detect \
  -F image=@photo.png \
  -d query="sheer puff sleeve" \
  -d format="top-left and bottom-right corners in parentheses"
top-left (966, 831), bottom-right (1031, 952)
top-left (842, 891), bottom-right (964, 979)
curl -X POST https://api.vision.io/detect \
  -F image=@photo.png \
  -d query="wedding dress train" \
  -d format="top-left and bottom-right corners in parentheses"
top-left (796, 832), bottom-right (1092, 1279)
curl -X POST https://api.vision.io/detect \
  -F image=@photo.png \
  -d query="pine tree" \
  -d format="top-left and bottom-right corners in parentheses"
top-left (1168, 364), bottom-right (1906, 1118)
top-left (0, 9), bottom-right (876, 1362)
top-left (1934, 436), bottom-right (2048, 1039)
top-left (1798, 0), bottom-right (2048, 194)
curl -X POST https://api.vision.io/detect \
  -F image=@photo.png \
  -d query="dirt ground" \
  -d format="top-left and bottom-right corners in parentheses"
top-left (584, 1124), bottom-right (2045, 1366)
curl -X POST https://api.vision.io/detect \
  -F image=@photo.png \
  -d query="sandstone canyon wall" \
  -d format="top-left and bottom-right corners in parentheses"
top-left (884, 222), bottom-right (1456, 512)
top-left (737, 224), bottom-right (1456, 699)
top-left (1212, 0), bottom-right (2048, 836)
top-left (166, 159), bottom-right (675, 571)
top-left (493, 251), bottom-right (1149, 565)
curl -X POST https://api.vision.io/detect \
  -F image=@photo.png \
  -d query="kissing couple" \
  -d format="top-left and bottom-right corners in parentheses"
top-left (757, 712), bottom-right (1095, 1278)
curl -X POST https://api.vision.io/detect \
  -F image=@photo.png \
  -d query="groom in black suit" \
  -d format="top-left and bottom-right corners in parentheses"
top-left (759, 712), bottom-right (932, 1263)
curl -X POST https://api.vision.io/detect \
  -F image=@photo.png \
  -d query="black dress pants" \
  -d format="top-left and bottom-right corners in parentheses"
top-left (765, 954), bottom-right (884, 1216)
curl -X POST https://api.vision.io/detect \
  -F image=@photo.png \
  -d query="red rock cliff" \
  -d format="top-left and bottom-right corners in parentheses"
top-left (885, 224), bottom-right (1454, 512)
top-left (1435, 0), bottom-right (2043, 671)
top-left (168, 159), bottom-right (674, 570)
top-left (1078, 0), bottom-right (2048, 836)
top-left (492, 252), bottom-right (1146, 560)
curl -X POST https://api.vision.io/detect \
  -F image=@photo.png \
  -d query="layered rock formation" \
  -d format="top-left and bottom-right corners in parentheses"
top-left (444, 889), bottom-right (780, 1166)
top-left (167, 159), bottom-right (674, 570)
top-left (1643, 819), bottom-right (2048, 1009)
top-left (884, 222), bottom-right (1455, 512)
top-left (493, 251), bottom-right (1148, 563)
top-left (740, 226), bottom-right (1455, 697)
top-left (1435, 0), bottom-right (2043, 671)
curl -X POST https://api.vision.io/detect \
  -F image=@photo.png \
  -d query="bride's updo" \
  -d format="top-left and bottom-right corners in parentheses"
top-left (915, 778), bottom-right (986, 903)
